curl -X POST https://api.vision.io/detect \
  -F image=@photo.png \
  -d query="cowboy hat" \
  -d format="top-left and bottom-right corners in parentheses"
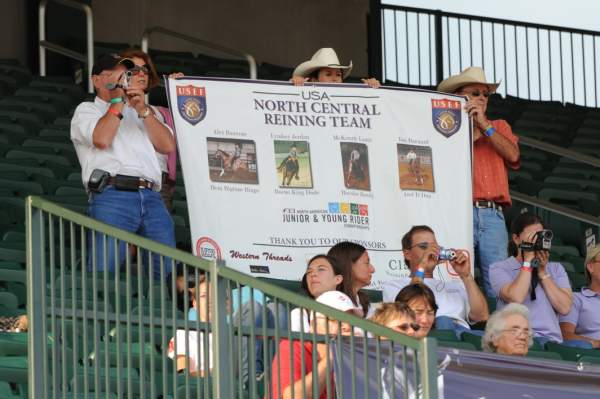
top-left (293, 48), bottom-right (353, 79)
top-left (437, 66), bottom-right (500, 93)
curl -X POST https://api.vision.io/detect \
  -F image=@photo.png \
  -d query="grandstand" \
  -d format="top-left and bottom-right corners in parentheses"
top-left (0, 0), bottom-right (599, 398)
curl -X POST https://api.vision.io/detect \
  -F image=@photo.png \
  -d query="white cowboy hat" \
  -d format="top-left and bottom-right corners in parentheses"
top-left (437, 66), bottom-right (500, 93)
top-left (293, 48), bottom-right (353, 79)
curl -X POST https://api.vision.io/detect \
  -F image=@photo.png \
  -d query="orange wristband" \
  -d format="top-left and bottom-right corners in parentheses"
top-left (107, 107), bottom-right (123, 120)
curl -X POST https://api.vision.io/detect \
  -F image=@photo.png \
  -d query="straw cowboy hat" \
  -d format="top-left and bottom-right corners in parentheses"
top-left (293, 48), bottom-right (353, 78)
top-left (437, 66), bottom-right (500, 93)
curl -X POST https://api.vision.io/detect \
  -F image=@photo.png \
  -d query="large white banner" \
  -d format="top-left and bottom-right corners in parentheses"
top-left (167, 78), bottom-right (472, 289)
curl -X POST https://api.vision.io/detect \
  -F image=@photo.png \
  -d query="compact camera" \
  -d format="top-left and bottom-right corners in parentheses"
top-left (520, 229), bottom-right (553, 252)
top-left (438, 247), bottom-right (456, 261)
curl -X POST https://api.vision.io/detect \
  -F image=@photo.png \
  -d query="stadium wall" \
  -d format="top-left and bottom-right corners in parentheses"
top-left (92, 0), bottom-right (370, 76)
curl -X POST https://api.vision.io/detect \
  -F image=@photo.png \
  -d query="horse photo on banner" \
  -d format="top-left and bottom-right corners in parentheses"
top-left (167, 79), bottom-right (472, 288)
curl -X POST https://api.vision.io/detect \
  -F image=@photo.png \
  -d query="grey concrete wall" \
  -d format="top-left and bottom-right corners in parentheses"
top-left (92, 0), bottom-right (370, 76)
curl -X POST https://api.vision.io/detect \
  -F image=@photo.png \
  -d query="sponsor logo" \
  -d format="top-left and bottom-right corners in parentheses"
top-left (431, 99), bottom-right (461, 138)
top-left (195, 236), bottom-right (221, 261)
top-left (177, 85), bottom-right (207, 125)
top-left (249, 265), bottom-right (271, 274)
top-left (281, 203), bottom-right (369, 229)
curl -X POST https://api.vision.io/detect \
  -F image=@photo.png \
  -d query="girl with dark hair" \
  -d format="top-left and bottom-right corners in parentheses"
top-left (327, 241), bottom-right (376, 318)
top-left (291, 255), bottom-right (351, 331)
top-left (395, 283), bottom-right (438, 338)
top-left (490, 212), bottom-right (572, 345)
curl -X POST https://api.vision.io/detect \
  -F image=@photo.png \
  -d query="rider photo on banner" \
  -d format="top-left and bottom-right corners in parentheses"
top-left (168, 78), bottom-right (472, 286)
top-left (274, 140), bottom-right (313, 189)
top-left (397, 144), bottom-right (435, 192)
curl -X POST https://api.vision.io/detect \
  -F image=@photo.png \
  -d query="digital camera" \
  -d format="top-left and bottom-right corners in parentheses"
top-left (520, 229), bottom-right (553, 252)
top-left (438, 247), bottom-right (456, 261)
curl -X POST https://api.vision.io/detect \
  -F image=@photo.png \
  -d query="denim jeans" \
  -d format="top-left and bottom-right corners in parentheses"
top-left (435, 315), bottom-right (484, 339)
top-left (563, 339), bottom-right (594, 349)
top-left (473, 207), bottom-right (508, 297)
top-left (87, 186), bottom-right (176, 279)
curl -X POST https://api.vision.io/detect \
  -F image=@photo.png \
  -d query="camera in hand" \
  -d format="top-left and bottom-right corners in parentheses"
top-left (438, 247), bottom-right (456, 261)
top-left (519, 229), bottom-right (553, 252)
top-left (105, 70), bottom-right (133, 91)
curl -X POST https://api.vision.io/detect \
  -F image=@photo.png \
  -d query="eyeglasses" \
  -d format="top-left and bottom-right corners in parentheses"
top-left (130, 64), bottom-right (151, 75)
top-left (394, 322), bottom-right (421, 333)
top-left (502, 328), bottom-right (533, 338)
top-left (461, 90), bottom-right (490, 98)
top-left (408, 242), bottom-right (433, 250)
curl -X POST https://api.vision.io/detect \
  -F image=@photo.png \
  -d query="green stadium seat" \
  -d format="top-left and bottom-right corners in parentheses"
top-left (0, 178), bottom-right (44, 196)
top-left (461, 332), bottom-right (482, 350)
top-left (5, 149), bottom-right (72, 167)
top-left (0, 162), bottom-right (54, 178)
top-left (29, 79), bottom-right (85, 99)
top-left (0, 98), bottom-right (60, 122)
top-left (14, 88), bottom-right (75, 111)
top-left (0, 356), bottom-right (27, 383)
top-left (0, 292), bottom-right (20, 310)
top-left (0, 247), bottom-right (25, 263)
top-left (567, 271), bottom-right (587, 291)
top-left (545, 342), bottom-right (600, 361)
top-left (526, 350), bottom-right (563, 361)
top-left (0, 110), bottom-right (44, 132)
top-left (0, 335), bottom-right (27, 356)
top-left (578, 355), bottom-right (600, 365)
top-left (88, 341), bottom-right (163, 372)
top-left (438, 341), bottom-right (477, 351)
top-left (429, 329), bottom-right (459, 342)
top-left (69, 366), bottom-right (144, 397)
top-left (0, 381), bottom-right (18, 398)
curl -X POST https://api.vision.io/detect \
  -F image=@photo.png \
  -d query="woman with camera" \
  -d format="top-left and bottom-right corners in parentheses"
top-left (490, 212), bottom-right (572, 345)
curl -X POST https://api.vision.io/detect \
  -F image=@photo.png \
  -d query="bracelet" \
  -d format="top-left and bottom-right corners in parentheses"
top-left (110, 97), bottom-right (124, 104)
top-left (414, 268), bottom-right (425, 279)
top-left (107, 107), bottom-right (123, 120)
top-left (138, 107), bottom-right (151, 119)
top-left (483, 125), bottom-right (496, 137)
top-left (539, 273), bottom-right (551, 281)
top-left (520, 261), bottom-right (532, 272)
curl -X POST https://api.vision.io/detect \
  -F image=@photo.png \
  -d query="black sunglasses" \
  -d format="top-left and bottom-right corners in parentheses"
top-left (130, 64), bottom-right (151, 75)
top-left (397, 322), bottom-right (421, 332)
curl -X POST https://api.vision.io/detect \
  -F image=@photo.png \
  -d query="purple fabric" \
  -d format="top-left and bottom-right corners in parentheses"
top-left (490, 257), bottom-right (571, 343)
top-left (559, 288), bottom-right (600, 340)
top-left (157, 106), bottom-right (177, 181)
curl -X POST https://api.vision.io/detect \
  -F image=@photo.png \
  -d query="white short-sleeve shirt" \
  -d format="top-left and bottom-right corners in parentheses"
top-left (70, 97), bottom-right (172, 189)
top-left (383, 277), bottom-right (471, 329)
top-left (167, 329), bottom-right (213, 373)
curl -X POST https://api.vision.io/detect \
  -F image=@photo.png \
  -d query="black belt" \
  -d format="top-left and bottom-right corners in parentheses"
top-left (474, 200), bottom-right (503, 212)
top-left (107, 176), bottom-right (157, 191)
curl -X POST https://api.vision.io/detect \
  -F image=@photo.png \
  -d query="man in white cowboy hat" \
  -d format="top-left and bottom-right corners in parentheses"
top-left (438, 66), bottom-right (520, 298)
top-left (290, 47), bottom-right (380, 88)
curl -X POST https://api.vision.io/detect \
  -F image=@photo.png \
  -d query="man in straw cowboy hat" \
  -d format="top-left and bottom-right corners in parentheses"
top-left (290, 47), bottom-right (380, 88)
top-left (438, 66), bottom-right (520, 298)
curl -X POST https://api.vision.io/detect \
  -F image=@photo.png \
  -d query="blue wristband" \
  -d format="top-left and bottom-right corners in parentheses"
top-left (414, 269), bottom-right (425, 279)
top-left (483, 126), bottom-right (496, 137)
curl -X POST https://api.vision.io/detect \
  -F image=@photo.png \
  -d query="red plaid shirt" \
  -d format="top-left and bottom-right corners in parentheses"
top-left (473, 119), bottom-right (520, 206)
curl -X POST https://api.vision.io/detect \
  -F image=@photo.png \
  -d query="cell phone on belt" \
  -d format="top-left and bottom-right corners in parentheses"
top-left (88, 169), bottom-right (110, 193)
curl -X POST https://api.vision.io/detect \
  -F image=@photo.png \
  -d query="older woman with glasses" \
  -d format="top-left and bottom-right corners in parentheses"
top-left (482, 303), bottom-right (533, 356)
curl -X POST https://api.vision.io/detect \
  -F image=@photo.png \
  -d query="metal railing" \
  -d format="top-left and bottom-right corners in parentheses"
top-left (141, 26), bottom-right (258, 80)
top-left (38, 0), bottom-right (94, 93)
top-left (372, 2), bottom-right (600, 106)
top-left (26, 196), bottom-right (438, 398)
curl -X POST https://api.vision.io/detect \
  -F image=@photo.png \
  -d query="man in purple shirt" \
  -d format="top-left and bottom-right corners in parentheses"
top-left (559, 244), bottom-right (600, 348)
top-left (490, 213), bottom-right (572, 344)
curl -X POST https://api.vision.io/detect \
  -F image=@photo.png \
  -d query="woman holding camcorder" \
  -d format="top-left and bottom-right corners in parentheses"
top-left (489, 212), bottom-right (573, 346)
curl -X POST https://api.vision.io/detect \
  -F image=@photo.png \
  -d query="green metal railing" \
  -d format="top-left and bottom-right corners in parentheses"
top-left (26, 195), bottom-right (438, 398)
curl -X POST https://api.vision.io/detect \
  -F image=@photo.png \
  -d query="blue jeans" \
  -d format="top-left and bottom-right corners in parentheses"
top-left (473, 207), bottom-right (508, 297)
top-left (563, 339), bottom-right (594, 349)
top-left (87, 186), bottom-right (175, 279)
top-left (435, 315), bottom-right (484, 339)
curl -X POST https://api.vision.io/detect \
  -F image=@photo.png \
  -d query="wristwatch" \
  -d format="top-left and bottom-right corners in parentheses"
top-left (138, 107), bottom-right (151, 119)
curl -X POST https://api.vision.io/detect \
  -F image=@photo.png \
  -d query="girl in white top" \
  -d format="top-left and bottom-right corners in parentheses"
top-left (290, 254), bottom-right (355, 332)
top-left (328, 241), bottom-right (376, 319)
